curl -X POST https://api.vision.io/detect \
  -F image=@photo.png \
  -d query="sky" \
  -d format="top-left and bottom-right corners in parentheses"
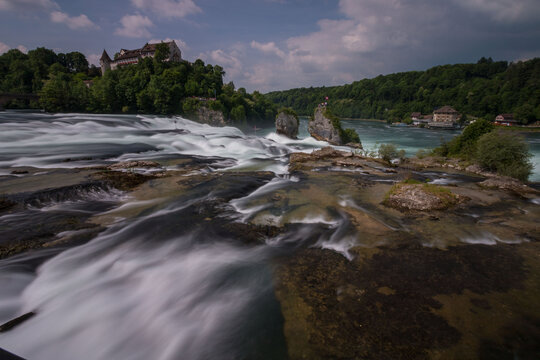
top-left (1, 0), bottom-right (540, 92)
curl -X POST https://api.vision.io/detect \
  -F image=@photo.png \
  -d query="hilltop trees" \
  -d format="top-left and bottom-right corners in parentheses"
top-left (266, 58), bottom-right (540, 124)
top-left (0, 46), bottom-right (276, 125)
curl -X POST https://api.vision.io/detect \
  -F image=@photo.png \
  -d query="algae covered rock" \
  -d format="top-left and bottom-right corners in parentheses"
top-left (308, 108), bottom-right (361, 147)
top-left (384, 182), bottom-right (461, 211)
top-left (479, 176), bottom-right (538, 195)
top-left (275, 108), bottom-right (299, 139)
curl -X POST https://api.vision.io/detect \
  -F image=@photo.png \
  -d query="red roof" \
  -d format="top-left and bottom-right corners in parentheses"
top-left (496, 114), bottom-right (514, 120)
top-left (434, 105), bottom-right (458, 114)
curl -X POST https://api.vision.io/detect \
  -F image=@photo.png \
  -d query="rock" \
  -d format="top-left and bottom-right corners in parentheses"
top-left (95, 170), bottom-right (160, 191)
top-left (346, 142), bottom-right (363, 149)
top-left (312, 146), bottom-right (348, 159)
top-left (197, 107), bottom-right (226, 127)
top-left (108, 160), bottom-right (161, 170)
top-left (275, 110), bottom-right (299, 139)
top-left (384, 183), bottom-right (461, 211)
top-left (309, 108), bottom-right (343, 145)
top-left (10, 170), bottom-right (28, 175)
top-left (0, 197), bottom-right (16, 212)
top-left (479, 176), bottom-right (538, 195)
top-left (0, 312), bottom-right (36, 333)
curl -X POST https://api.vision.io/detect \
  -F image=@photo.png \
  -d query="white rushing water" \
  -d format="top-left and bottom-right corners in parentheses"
top-left (0, 112), bottom-right (324, 174)
top-left (0, 112), bottom-right (326, 359)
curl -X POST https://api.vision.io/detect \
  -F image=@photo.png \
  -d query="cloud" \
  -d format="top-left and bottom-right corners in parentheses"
top-left (0, 41), bottom-right (10, 54)
top-left (131, 0), bottom-right (201, 19)
top-left (231, 0), bottom-right (540, 92)
top-left (115, 14), bottom-right (154, 38)
top-left (250, 41), bottom-right (285, 59)
top-left (0, 41), bottom-right (27, 54)
top-left (50, 11), bottom-right (97, 29)
top-left (0, 0), bottom-right (57, 11)
top-left (86, 53), bottom-right (101, 66)
top-left (208, 49), bottom-right (243, 79)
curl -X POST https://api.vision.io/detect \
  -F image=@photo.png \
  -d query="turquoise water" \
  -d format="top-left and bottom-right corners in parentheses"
top-left (295, 118), bottom-right (540, 182)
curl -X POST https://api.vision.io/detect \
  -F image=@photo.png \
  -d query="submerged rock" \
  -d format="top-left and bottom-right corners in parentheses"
top-left (0, 197), bottom-right (16, 212)
top-left (275, 109), bottom-right (299, 139)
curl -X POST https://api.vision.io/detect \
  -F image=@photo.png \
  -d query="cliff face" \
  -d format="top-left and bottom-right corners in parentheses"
top-left (196, 107), bottom-right (226, 127)
top-left (275, 111), bottom-right (299, 139)
top-left (308, 108), bottom-right (342, 145)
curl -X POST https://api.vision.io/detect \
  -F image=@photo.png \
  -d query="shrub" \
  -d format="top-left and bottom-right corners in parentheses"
top-left (378, 143), bottom-right (406, 162)
top-left (434, 118), bottom-right (494, 158)
top-left (475, 131), bottom-right (533, 181)
top-left (343, 128), bottom-right (360, 144)
top-left (323, 108), bottom-right (360, 144)
top-left (449, 118), bottom-right (494, 157)
top-left (278, 107), bottom-right (299, 121)
top-left (416, 149), bottom-right (429, 159)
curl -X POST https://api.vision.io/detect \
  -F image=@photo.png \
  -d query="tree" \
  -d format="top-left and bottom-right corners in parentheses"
top-left (475, 131), bottom-right (533, 181)
top-left (442, 118), bottom-right (494, 158)
top-left (64, 52), bottom-right (89, 73)
top-left (230, 104), bottom-right (246, 122)
top-left (154, 43), bottom-right (170, 63)
top-left (378, 143), bottom-right (405, 162)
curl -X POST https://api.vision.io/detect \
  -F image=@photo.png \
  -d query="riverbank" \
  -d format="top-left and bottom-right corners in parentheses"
top-left (496, 125), bottom-right (540, 132)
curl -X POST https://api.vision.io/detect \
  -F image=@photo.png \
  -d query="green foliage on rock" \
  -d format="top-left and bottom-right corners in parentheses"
top-left (378, 143), bottom-right (406, 162)
top-left (475, 131), bottom-right (533, 181)
top-left (266, 58), bottom-right (540, 124)
top-left (278, 107), bottom-right (299, 122)
top-left (323, 108), bottom-right (360, 144)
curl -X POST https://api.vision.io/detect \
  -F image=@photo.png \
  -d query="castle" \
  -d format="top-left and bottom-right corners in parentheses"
top-left (100, 41), bottom-right (182, 75)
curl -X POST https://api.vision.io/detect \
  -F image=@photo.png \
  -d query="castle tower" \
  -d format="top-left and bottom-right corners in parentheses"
top-left (99, 50), bottom-right (112, 75)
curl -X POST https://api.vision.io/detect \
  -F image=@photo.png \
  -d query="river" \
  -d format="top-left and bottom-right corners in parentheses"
top-left (297, 118), bottom-right (540, 181)
top-left (0, 111), bottom-right (539, 359)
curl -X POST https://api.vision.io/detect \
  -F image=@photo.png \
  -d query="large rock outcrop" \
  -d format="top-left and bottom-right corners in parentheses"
top-left (309, 108), bottom-right (342, 145)
top-left (275, 110), bottom-right (299, 139)
top-left (196, 107), bottom-right (226, 127)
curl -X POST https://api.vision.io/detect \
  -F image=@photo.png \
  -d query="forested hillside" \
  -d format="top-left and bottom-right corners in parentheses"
top-left (265, 58), bottom-right (540, 124)
top-left (0, 46), bottom-right (276, 125)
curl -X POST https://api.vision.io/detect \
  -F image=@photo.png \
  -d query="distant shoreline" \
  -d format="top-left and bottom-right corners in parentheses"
top-left (340, 118), bottom-right (387, 123)
top-left (497, 126), bottom-right (540, 133)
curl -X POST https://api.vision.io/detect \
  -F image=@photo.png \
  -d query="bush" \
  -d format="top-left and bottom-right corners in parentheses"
top-left (343, 128), bottom-right (360, 144)
top-left (278, 107), bottom-right (299, 121)
top-left (323, 108), bottom-right (360, 144)
top-left (435, 118), bottom-right (494, 158)
top-left (448, 118), bottom-right (494, 157)
top-left (475, 131), bottom-right (533, 181)
top-left (415, 149), bottom-right (429, 159)
top-left (378, 143), bottom-right (406, 162)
